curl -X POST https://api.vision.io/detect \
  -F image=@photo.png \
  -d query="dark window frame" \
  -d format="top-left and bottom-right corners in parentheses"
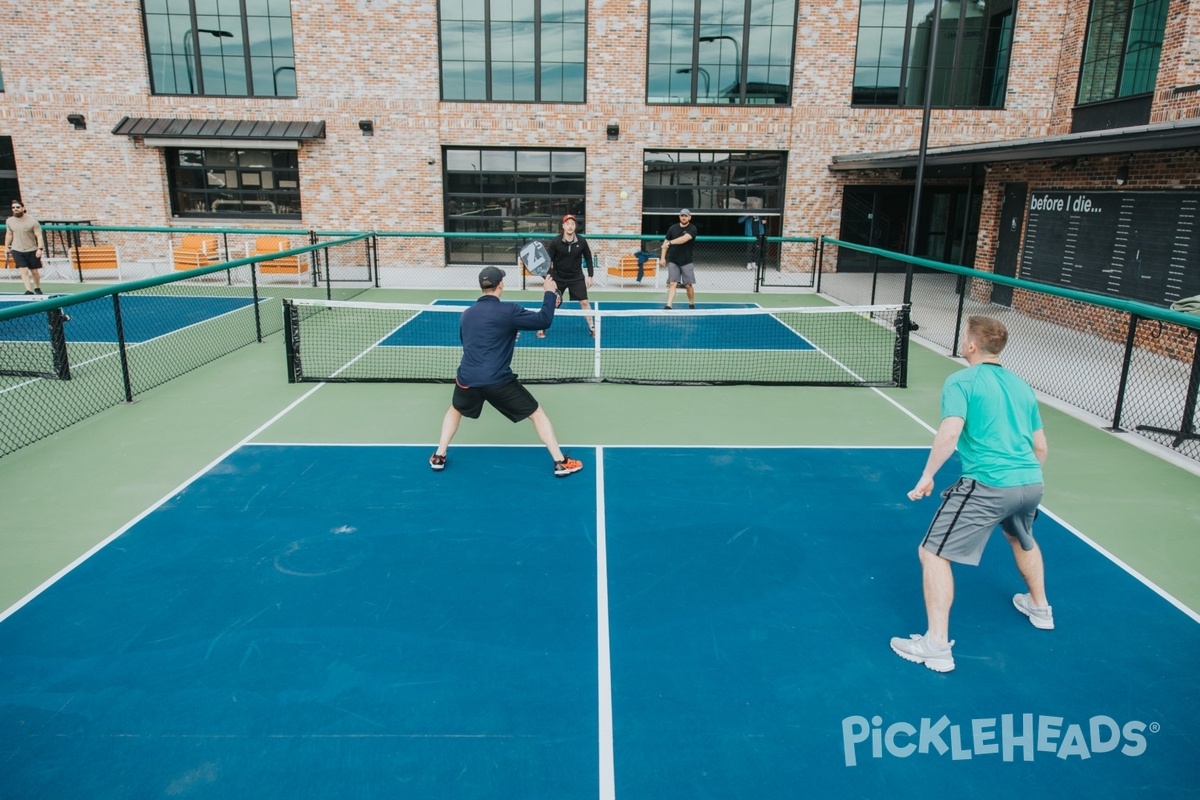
top-left (443, 146), bottom-right (587, 264)
top-left (646, 0), bottom-right (797, 106)
top-left (851, 0), bottom-right (1018, 109)
top-left (1075, 0), bottom-right (1169, 107)
top-left (438, 0), bottom-right (588, 103)
top-left (141, 0), bottom-right (297, 98)
top-left (165, 147), bottom-right (302, 220)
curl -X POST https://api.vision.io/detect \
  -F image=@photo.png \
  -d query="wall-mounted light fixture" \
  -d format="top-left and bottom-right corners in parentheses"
top-left (1115, 165), bottom-right (1130, 186)
top-left (67, 114), bottom-right (86, 130)
top-left (358, 120), bottom-right (374, 136)
top-left (606, 122), bottom-right (619, 141)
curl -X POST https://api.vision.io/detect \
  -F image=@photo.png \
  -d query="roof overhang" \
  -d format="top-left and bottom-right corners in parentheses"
top-left (829, 117), bottom-right (1200, 172)
top-left (111, 116), bottom-right (326, 147)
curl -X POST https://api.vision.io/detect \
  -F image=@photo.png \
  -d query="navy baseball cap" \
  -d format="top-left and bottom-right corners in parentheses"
top-left (479, 266), bottom-right (506, 288)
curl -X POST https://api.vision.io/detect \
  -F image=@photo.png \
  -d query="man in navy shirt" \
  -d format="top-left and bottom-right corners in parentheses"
top-left (430, 266), bottom-right (584, 477)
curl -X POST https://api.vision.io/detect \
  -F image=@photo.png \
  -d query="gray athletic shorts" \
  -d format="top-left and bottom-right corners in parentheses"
top-left (921, 478), bottom-right (1043, 566)
top-left (668, 261), bottom-right (696, 286)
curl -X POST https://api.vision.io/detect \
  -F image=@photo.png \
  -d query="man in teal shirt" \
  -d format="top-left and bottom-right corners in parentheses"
top-left (891, 315), bottom-right (1052, 673)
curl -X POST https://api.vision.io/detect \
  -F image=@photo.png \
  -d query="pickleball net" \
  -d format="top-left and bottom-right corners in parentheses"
top-left (283, 299), bottom-right (910, 387)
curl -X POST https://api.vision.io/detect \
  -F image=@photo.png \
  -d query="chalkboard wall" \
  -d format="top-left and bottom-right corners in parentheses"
top-left (1019, 190), bottom-right (1200, 307)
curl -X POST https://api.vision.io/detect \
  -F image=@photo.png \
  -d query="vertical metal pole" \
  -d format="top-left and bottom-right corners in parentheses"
top-left (951, 275), bottom-right (968, 357)
top-left (250, 259), bottom-right (263, 343)
top-left (1108, 313), bottom-right (1140, 432)
top-left (111, 294), bottom-right (135, 403)
top-left (815, 238), bottom-right (825, 293)
top-left (902, 0), bottom-right (944, 308)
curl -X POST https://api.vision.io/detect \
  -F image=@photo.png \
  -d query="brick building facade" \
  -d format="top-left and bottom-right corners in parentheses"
top-left (0, 0), bottom-right (1197, 294)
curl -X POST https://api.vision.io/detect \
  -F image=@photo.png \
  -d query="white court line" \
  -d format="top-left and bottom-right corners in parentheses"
top-left (595, 447), bottom-right (616, 800)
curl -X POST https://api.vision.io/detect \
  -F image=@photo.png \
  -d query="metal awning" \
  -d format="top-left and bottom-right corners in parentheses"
top-left (829, 117), bottom-right (1200, 171)
top-left (111, 116), bottom-right (326, 142)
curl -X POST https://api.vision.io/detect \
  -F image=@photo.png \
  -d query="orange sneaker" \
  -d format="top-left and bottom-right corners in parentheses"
top-left (553, 456), bottom-right (583, 477)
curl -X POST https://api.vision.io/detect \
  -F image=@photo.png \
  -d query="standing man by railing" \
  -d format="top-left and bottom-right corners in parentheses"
top-left (5, 200), bottom-right (47, 295)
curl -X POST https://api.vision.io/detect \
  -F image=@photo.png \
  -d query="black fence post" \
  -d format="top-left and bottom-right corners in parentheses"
top-left (111, 294), bottom-right (135, 403)
top-left (250, 262), bottom-right (263, 343)
top-left (815, 238), bottom-right (825, 294)
top-left (1107, 313), bottom-right (1140, 432)
top-left (951, 277), bottom-right (969, 357)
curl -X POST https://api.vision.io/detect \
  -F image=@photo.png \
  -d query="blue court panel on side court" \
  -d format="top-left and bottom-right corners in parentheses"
top-left (0, 445), bottom-right (1196, 799)
top-left (377, 300), bottom-right (817, 352)
top-left (0, 294), bottom-right (259, 343)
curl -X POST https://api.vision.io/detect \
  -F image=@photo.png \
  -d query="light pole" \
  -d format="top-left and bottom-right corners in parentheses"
top-left (183, 28), bottom-right (233, 94)
top-left (675, 66), bottom-right (710, 100)
top-left (699, 35), bottom-right (741, 102)
top-left (273, 65), bottom-right (296, 96)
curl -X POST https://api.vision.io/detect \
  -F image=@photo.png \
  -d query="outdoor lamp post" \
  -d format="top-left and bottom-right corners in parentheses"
top-left (183, 28), bottom-right (233, 94)
top-left (699, 35), bottom-right (742, 102)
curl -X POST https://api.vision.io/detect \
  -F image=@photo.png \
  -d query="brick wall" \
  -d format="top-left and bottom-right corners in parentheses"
top-left (0, 0), bottom-right (1197, 243)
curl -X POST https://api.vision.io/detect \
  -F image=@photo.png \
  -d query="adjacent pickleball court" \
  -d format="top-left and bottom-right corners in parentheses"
top-left (1, 442), bottom-right (1195, 799)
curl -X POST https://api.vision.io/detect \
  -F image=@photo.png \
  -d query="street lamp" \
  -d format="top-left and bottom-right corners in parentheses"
top-left (183, 28), bottom-right (233, 94)
top-left (675, 66), bottom-right (710, 100)
top-left (273, 65), bottom-right (296, 96)
top-left (699, 35), bottom-right (741, 103)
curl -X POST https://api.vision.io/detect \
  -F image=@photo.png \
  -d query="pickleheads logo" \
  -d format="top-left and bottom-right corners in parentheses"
top-left (842, 714), bottom-right (1155, 767)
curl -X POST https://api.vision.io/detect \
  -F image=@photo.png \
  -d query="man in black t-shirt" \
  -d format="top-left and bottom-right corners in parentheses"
top-left (660, 209), bottom-right (699, 309)
top-left (537, 214), bottom-right (595, 338)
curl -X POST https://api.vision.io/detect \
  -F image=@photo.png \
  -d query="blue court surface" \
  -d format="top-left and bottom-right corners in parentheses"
top-left (0, 294), bottom-right (259, 343)
top-left (379, 300), bottom-right (816, 351)
top-left (0, 445), bottom-right (1196, 799)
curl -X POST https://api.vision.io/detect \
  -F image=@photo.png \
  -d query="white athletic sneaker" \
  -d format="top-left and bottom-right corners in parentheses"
top-left (1013, 593), bottom-right (1054, 630)
top-left (890, 633), bottom-right (955, 672)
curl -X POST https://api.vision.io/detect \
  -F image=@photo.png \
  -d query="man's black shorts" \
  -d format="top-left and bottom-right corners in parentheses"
top-left (452, 378), bottom-right (539, 422)
top-left (11, 250), bottom-right (42, 270)
top-left (556, 275), bottom-right (588, 302)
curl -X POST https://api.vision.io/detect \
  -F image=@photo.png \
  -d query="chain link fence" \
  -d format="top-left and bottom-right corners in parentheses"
top-left (26, 226), bottom-right (817, 294)
top-left (0, 234), bottom-right (371, 457)
top-left (818, 238), bottom-right (1200, 463)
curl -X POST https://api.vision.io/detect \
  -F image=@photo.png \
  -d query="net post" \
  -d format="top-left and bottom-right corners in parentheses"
top-left (283, 299), bottom-right (302, 383)
top-left (249, 262), bottom-right (263, 343)
top-left (47, 307), bottom-right (72, 380)
top-left (111, 294), bottom-right (136, 403)
top-left (895, 303), bottom-right (912, 388)
top-left (815, 238), bottom-right (825, 294)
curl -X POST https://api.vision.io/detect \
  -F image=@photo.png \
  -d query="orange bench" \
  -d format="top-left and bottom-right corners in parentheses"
top-left (251, 236), bottom-right (309, 277)
top-left (607, 254), bottom-right (659, 285)
top-left (67, 245), bottom-right (122, 279)
top-left (172, 235), bottom-right (221, 271)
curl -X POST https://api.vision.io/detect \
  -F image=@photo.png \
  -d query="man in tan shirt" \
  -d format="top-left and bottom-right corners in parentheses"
top-left (5, 200), bottom-right (47, 295)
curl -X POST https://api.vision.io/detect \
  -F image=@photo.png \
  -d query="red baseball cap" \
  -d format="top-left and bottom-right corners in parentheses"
top-left (562, 214), bottom-right (576, 223)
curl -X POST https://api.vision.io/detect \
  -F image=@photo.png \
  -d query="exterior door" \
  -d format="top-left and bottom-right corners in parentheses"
top-left (991, 182), bottom-right (1027, 307)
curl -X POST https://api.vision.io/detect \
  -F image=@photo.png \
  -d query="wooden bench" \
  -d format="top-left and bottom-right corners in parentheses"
top-left (606, 254), bottom-right (659, 286)
top-left (66, 245), bottom-right (122, 279)
top-left (172, 235), bottom-right (221, 272)
top-left (251, 236), bottom-right (308, 279)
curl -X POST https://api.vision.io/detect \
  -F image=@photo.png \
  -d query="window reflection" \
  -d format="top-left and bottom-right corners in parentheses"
top-left (440, 0), bottom-right (587, 102)
top-left (852, 0), bottom-right (1017, 108)
top-left (1077, 0), bottom-right (1168, 105)
top-left (443, 147), bottom-right (586, 264)
top-left (647, 0), bottom-right (796, 105)
top-left (144, 0), bottom-right (296, 97)
top-left (166, 148), bottom-right (302, 218)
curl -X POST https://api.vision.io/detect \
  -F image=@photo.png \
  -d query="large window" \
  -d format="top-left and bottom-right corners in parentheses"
top-left (647, 0), bottom-right (796, 105)
top-left (167, 147), bottom-right (301, 219)
top-left (444, 147), bottom-right (586, 263)
top-left (853, 0), bottom-right (1017, 107)
top-left (1077, 0), bottom-right (1169, 105)
top-left (440, 0), bottom-right (587, 102)
top-left (643, 150), bottom-right (785, 215)
top-left (0, 137), bottom-right (20, 203)
top-left (143, 0), bottom-right (296, 97)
